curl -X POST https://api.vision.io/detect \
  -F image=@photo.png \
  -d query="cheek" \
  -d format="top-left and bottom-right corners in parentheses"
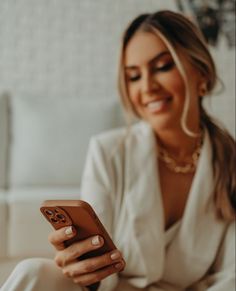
top-left (127, 85), bottom-right (140, 105)
top-left (161, 72), bottom-right (186, 98)
top-left (127, 85), bottom-right (145, 117)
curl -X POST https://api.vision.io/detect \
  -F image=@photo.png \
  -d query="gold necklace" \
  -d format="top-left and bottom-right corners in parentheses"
top-left (157, 134), bottom-right (203, 174)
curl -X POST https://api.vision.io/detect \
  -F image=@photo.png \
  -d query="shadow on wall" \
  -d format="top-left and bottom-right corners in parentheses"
top-left (176, 0), bottom-right (235, 48)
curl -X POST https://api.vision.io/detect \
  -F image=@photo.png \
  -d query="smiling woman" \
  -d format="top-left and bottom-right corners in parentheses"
top-left (124, 32), bottom-right (193, 132)
top-left (118, 11), bottom-right (235, 221)
top-left (1, 10), bottom-right (235, 291)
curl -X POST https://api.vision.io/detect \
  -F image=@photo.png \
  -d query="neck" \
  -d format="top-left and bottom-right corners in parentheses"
top-left (155, 126), bottom-right (201, 160)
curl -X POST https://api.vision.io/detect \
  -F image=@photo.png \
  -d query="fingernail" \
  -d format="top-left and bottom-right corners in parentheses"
top-left (114, 262), bottom-right (123, 269)
top-left (65, 226), bottom-right (73, 236)
top-left (111, 251), bottom-right (121, 260)
top-left (91, 235), bottom-right (101, 246)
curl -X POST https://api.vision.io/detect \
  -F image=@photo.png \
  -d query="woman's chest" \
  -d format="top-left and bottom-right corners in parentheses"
top-left (158, 162), bottom-right (195, 230)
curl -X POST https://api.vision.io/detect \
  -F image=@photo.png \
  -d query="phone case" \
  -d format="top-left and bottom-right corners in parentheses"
top-left (40, 199), bottom-right (116, 260)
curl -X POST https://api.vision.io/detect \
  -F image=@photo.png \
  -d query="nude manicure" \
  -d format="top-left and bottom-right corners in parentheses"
top-left (92, 235), bottom-right (101, 246)
top-left (65, 226), bottom-right (73, 236)
top-left (114, 262), bottom-right (123, 269)
top-left (111, 251), bottom-right (121, 260)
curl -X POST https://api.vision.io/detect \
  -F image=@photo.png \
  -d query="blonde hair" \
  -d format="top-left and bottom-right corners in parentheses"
top-left (118, 10), bottom-right (236, 221)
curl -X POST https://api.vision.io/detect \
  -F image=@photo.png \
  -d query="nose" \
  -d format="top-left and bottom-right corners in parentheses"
top-left (141, 71), bottom-right (160, 95)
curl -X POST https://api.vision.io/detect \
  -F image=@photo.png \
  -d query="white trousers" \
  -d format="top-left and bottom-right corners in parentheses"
top-left (0, 258), bottom-right (144, 291)
top-left (1, 257), bottom-right (219, 291)
top-left (0, 258), bottom-right (86, 291)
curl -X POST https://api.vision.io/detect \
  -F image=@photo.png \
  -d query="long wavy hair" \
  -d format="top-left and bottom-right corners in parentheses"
top-left (118, 10), bottom-right (236, 221)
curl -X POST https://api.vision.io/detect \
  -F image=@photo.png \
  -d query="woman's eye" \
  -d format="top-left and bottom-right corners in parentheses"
top-left (153, 62), bottom-right (175, 73)
top-left (126, 75), bottom-right (140, 82)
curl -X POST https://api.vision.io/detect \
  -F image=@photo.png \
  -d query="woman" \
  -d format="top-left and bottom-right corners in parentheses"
top-left (1, 10), bottom-right (235, 291)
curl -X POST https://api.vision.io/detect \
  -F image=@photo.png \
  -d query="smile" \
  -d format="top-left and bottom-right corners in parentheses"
top-left (145, 97), bottom-right (172, 113)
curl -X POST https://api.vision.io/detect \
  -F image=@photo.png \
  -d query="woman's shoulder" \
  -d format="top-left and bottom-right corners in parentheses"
top-left (93, 122), bottom-right (145, 143)
top-left (91, 121), bottom-right (150, 147)
top-left (93, 125), bottom-right (127, 145)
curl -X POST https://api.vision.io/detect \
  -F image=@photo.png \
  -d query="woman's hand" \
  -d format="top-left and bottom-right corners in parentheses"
top-left (48, 226), bottom-right (125, 287)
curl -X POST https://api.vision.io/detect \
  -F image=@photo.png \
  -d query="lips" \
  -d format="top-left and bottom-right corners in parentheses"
top-left (145, 97), bottom-right (172, 113)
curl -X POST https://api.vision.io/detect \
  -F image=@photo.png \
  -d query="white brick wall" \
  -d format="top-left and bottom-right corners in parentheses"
top-left (0, 0), bottom-right (234, 136)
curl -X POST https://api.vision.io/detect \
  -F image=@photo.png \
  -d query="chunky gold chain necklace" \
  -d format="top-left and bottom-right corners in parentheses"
top-left (157, 133), bottom-right (203, 174)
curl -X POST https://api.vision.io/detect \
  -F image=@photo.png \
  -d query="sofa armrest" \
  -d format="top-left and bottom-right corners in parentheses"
top-left (7, 188), bottom-right (80, 258)
top-left (0, 191), bottom-right (7, 258)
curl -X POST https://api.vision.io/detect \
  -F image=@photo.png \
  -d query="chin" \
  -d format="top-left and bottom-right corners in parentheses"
top-left (145, 115), bottom-right (176, 133)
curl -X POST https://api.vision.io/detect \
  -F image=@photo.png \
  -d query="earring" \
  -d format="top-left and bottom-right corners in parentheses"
top-left (199, 82), bottom-right (207, 96)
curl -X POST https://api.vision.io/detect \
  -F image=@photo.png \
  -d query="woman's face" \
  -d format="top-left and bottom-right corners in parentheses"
top-left (124, 31), bottom-right (202, 133)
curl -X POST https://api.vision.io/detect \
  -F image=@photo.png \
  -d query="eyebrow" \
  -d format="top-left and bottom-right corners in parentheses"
top-left (125, 51), bottom-right (171, 70)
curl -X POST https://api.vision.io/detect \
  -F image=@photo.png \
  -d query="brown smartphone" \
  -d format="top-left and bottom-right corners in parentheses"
top-left (40, 199), bottom-right (116, 260)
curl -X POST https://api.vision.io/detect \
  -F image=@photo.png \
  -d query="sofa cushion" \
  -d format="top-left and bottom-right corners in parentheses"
top-left (9, 96), bottom-right (124, 188)
top-left (0, 93), bottom-right (9, 189)
top-left (7, 188), bottom-right (81, 258)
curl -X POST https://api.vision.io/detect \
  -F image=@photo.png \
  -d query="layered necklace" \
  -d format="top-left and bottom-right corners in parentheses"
top-left (157, 131), bottom-right (203, 174)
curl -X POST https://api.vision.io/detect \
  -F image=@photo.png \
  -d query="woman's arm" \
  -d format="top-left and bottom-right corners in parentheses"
top-left (48, 136), bottom-right (124, 290)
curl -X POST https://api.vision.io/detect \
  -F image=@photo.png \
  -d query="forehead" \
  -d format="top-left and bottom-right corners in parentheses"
top-left (124, 31), bottom-right (170, 66)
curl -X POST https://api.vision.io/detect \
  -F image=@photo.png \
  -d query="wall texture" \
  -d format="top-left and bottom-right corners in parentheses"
top-left (0, 0), bottom-right (235, 136)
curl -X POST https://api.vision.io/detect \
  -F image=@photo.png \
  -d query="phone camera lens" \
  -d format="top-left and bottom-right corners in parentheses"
top-left (50, 218), bottom-right (58, 223)
top-left (45, 209), bottom-right (54, 216)
top-left (56, 214), bottom-right (65, 221)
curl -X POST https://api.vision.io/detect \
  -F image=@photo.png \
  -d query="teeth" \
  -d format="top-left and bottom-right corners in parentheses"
top-left (147, 100), bottom-right (165, 111)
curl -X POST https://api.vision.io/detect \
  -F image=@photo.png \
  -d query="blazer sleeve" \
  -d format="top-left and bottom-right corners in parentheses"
top-left (80, 137), bottom-right (120, 291)
top-left (206, 221), bottom-right (235, 291)
top-left (80, 136), bottom-right (115, 237)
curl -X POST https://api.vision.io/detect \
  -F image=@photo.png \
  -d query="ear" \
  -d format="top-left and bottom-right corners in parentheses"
top-left (198, 82), bottom-right (207, 97)
top-left (197, 73), bottom-right (208, 97)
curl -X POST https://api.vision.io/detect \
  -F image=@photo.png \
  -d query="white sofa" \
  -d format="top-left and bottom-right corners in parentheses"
top-left (0, 93), bottom-right (125, 285)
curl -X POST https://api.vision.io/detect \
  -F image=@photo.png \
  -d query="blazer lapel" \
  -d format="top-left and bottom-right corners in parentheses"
top-left (162, 130), bottom-right (227, 287)
top-left (125, 122), bottom-right (165, 284)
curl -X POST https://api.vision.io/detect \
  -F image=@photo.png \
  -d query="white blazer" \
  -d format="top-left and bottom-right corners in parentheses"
top-left (80, 121), bottom-right (235, 291)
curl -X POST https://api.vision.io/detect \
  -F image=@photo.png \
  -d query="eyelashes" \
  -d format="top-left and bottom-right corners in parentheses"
top-left (128, 75), bottom-right (141, 82)
top-left (126, 62), bottom-right (175, 82)
top-left (153, 62), bottom-right (175, 73)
